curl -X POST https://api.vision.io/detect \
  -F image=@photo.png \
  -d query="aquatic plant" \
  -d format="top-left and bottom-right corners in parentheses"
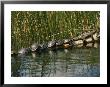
top-left (11, 11), bottom-right (100, 51)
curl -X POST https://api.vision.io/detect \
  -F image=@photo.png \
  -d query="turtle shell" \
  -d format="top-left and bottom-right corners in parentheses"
top-left (56, 40), bottom-right (64, 46)
top-left (18, 48), bottom-right (30, 54)
top-left (31, 43), bottom-right (40, 52)
top-left (48, 40), bottom-right (56, 48)
top-left (63, 39), bottom-right (72, 44)
top-left (40, 43), bottom-right (48, 50)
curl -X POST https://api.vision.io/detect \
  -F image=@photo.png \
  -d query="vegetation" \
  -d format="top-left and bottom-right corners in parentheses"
top-left (11, 11), bottom-right (100, 51)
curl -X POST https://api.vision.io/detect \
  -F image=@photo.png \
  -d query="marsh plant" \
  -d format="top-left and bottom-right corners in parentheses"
top-left (11, 11), bottom-right (100, 51)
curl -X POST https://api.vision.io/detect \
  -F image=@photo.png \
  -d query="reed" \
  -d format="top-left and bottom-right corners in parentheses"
top-left (11, 11), bottom-right (100, 51)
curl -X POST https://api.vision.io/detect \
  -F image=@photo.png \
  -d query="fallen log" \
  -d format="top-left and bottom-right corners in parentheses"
top-left (73, 30), bottom-right (96, 41)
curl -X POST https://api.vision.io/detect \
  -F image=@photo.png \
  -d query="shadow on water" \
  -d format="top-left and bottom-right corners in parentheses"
top-left (11, 47), bottom-right (100, 77)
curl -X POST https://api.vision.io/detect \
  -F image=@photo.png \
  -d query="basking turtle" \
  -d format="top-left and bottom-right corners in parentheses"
top-left (39, 43), bottom-right (48, 50)
top-left (93, 32), bottom-right (99, 41)
top-left (63, 44), bottom-right (70, 48)
top-left (56, 40), bottom-right (64, 46)
top-left (73, 40), bottom-right (83, 45)
top-left (64, 39), bottom-right (73, 44)
top-left (63, 39), bottom-right (73, 48)
top-left (55, 40), bottom-right (64, 49)
top-left (18, 48), bottom-right (31, 55)
top-left (63, 39), bottom-right (72, 44)
top-left (48, 40), bottom-right (56, 48)
top-left (31, 43), bottom-right (41, 52)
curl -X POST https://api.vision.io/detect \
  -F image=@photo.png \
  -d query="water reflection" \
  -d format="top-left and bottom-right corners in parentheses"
top-left (11, 47), bottom-right (100, 77)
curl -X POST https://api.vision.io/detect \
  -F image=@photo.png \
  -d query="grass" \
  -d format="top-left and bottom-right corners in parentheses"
top-left (11, 11), bottom-right (100, 51)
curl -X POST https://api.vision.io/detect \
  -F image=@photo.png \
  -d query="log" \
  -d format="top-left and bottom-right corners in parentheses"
top-left (73, 30), bottom-right (96, 41)
top-left (80, 30), bottom-right (96, 39)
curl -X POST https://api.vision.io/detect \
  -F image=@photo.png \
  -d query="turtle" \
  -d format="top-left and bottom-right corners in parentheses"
top-left (63, 39), bottom-right (73, 48)
top-left (56, 40), bottom-right (64, 46)
top-left (64, 39), bottom-right (73, 46)
top-left (63, 39), bottom-right (72, 44)
top-left (18, 48), bottom-right (31, 55)
top-left (55, 40), bottom-right (64, 49)
top-left (31, 43), bottom-right (41, 52)
top-left (39, 43), bottom-right (48, 50)
top-left (93, 32), bottom-right (99, 41)
top-left (63, 44), bottom-right (70, 48)
top-left (48, 40), bottom-right (56, 48)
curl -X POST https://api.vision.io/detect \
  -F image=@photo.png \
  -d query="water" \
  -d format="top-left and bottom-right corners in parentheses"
top-left (11, 47), bottom-right (100, 77)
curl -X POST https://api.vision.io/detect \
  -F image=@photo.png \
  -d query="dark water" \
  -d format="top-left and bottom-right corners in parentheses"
top-left (11, 47), bottom-right (100, 77)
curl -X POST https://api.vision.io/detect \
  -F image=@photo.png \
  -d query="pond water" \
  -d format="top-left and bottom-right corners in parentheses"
top-left (11, 47), bottom-right (100, 77)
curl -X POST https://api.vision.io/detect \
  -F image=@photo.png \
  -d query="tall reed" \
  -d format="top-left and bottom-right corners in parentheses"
top-left (11, 11), bottom-right (100, 51)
